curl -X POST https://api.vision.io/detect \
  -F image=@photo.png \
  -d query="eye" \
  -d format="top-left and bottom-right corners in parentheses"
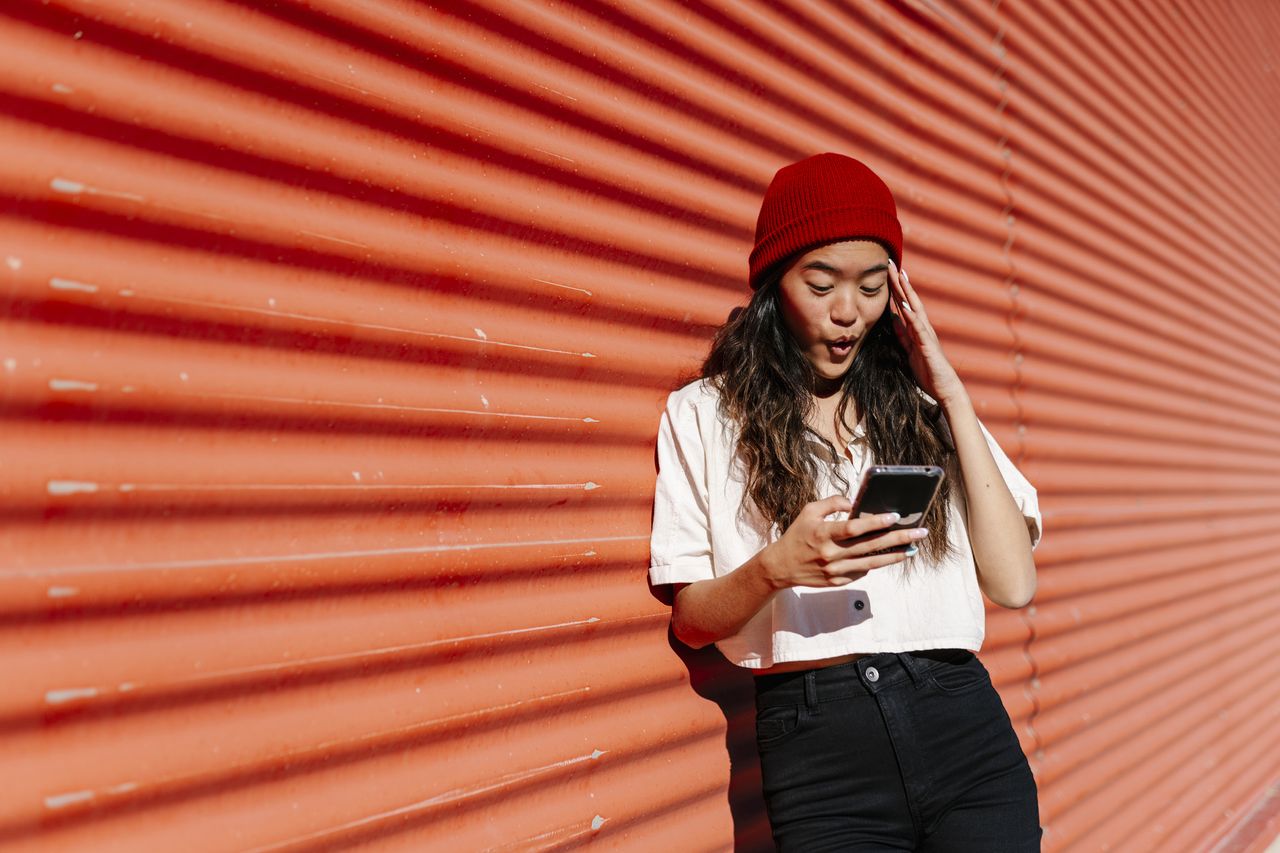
top-left (860, 286), bottom-right (884, 295)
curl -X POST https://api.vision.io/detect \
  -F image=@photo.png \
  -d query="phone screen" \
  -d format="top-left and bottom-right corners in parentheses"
top-left (851, 465), bottom-right (945, 530)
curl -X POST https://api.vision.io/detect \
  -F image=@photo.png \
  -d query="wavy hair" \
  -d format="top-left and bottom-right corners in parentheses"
top-left (687, 268), bottom-right (960, 566)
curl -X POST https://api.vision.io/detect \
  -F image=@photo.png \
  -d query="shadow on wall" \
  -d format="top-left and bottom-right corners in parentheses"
top-left (646, 577), bottom-right (774, 852)
top-left (672, 633), bottom-right (775, 852)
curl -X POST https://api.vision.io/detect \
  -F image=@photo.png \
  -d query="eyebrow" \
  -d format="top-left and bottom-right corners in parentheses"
top-left (801, 261), bottom-right (890, 276)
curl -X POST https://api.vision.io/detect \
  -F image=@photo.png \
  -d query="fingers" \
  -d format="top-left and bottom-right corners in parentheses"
top-left (815, 494), bottom-right (854, 522)
top-left (888, 259), bottom-right (928, 327)
top-left (838, 524), bottom-right (929, 556)
top-left (823, 529), bottom-right (928, 585)
top-left (836, 511), bottom-right (901, 538)
top-left (827, 548), bottom-right (912, 585)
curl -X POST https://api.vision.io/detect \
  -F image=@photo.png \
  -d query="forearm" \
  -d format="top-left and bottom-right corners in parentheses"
top-left (941, 392), bottom-right (1037, 608)
top-left (672, 546), bottom-right (780, 649)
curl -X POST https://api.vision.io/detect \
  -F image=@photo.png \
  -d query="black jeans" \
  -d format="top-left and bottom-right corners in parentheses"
top-left (753, 649), bottom-right (1043, 852)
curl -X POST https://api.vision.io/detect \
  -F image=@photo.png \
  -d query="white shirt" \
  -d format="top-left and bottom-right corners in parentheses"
top-left (648, 378), bottom-right (1042, 669)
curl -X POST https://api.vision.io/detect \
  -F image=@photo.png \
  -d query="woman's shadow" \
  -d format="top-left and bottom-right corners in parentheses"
top-left (649, 585), bottom-right (775, 852)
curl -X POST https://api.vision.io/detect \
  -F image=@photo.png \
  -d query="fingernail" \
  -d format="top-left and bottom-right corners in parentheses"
top-left (909, 528), bottom-right (929, 539)
top-left (903, 544), bottom-right (918, 557)
top-left (882, 512), bottom-right (901, 523)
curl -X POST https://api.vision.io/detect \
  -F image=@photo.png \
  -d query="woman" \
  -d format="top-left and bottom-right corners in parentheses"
top-left (649, 153), bottom-right (1044, 851)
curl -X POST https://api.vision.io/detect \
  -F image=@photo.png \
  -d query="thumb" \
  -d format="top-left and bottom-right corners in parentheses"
top-left (817, 493), bottom-right (853, 519)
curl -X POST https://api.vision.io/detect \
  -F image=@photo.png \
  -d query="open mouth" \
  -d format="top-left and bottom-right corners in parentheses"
top-left (827, 340), bottom-right (854, 356)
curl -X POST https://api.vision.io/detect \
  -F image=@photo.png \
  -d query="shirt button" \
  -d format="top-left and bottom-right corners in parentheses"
top-left (865, 666), bottom-right (880, 682)
top-left (854, 600), bottom-right (865, 611)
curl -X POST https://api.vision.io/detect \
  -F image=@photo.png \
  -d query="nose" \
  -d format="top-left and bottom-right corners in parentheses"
top-left (830, 287), bottom-right (858, 326)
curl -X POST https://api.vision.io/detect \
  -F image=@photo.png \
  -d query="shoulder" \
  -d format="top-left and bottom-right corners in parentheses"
top-left (662, 376), bottom-right (721, 420)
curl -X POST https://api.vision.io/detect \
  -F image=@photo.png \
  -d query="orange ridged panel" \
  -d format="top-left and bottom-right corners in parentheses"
top-left (1002, 0), bottom-right (1280, 850)
top-left (0, 0), bottom-right (1276, 850)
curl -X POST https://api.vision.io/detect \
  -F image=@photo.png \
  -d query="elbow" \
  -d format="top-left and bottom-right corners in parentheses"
top-left (671, 616), bottom-right (714, 650)
top-left (993, 577), bottom-right (1037, 610)
top-left (995, 589), bottom-right (1035, 610)
top-left (979, 560), bottom-right (1037, 610)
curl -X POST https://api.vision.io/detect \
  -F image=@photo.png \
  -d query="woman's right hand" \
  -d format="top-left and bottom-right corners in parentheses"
top-left (760, 495), bottom-right (929, 589)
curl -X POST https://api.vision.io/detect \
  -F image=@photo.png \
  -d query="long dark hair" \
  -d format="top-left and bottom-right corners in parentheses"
top-left (691, 267), bottom-right (959, 566)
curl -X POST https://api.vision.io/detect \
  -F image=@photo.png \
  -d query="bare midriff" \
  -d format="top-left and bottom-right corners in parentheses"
top-left (752, 652), bottom-right (870, 676)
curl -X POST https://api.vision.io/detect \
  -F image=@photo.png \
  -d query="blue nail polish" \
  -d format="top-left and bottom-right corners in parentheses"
top-left (903, 544), bottom-right (918, 557)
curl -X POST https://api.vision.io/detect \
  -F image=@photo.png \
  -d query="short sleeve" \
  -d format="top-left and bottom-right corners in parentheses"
top-left (977, 420), bottom-right (1044, 551)
top-left (648, 392), bottom-right (716, 585)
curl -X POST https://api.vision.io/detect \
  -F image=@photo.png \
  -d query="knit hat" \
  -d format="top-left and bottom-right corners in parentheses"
top-left (748, 153), bottom-right (903, 290)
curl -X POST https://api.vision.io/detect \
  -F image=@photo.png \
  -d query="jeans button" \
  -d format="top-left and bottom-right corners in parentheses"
top-left (865, 666), bottom-right (879, 682)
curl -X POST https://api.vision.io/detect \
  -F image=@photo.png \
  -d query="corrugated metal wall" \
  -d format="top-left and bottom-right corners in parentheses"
top-left (1, 1), bottom-right (1276, 850)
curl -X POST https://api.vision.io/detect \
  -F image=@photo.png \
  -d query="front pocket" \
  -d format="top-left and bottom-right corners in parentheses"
top-left (754, 704), bottom-right (802, 747)
top-left (927, 655), bottom-right (991, 694)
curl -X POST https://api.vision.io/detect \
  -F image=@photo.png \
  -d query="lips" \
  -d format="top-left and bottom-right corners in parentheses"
top-left (827, 339), bottom-right (854, 355)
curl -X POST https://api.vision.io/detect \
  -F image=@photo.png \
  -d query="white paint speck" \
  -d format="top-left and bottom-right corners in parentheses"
top-left (50, 277), bottom-right (98, 293)
top-left (49, 177), bottom-right (144, 202)
top-left (49, 379), bottom-right (99, 392)
top-left (591, 815), bottom-right (606, 830)
top-left (50, 178), bottom-right (86, 194)
top-left (47, 586), bottom-right (79, 598)
top-left (267, 297), bottom-right (277, 307)
top-left (47, 480), bottom-right (99, 496)
top-left (52, 83), bottom-right (74, 94)
top-left (352, 471), bottom-right (361, 482)
top-left (4, 358), bottom-right (16, 372)
top-left (118, 289), bottom-right (134, 297)
top-left (532, 277), bottom-right (592, 296)
top-left (179, 372), bottom-right (189, 382)
top-left (106, 782), bottom-right (138, 794)
top-left (480, 394), bottom-right (489, 408)
top-left (45, 687), bottom-right (99, 705)
top-left (45, 790), bottom-right (93, 809)
top-left (473, 328), bottom-right (487, 340)
top-left (584, 482), bottom-right (599, 490)
top-left (5, 256), bottom-right (20, 270)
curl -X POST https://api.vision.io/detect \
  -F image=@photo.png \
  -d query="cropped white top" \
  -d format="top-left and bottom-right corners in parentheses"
top-left (648, 378), bottom-right (1042, 669)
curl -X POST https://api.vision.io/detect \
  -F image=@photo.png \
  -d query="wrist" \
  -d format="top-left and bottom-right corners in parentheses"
top-left (937, 386), bottom-right (973, 416)
top-left (752, 543), bottom-right (788, 593)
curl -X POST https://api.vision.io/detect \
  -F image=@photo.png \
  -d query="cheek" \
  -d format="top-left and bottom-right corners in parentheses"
top-left (864, 294), bottom-right (890, 323)
top-left (780, 293), bottom-right (823, 340)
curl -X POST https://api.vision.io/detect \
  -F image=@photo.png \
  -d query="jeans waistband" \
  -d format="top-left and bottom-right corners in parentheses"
top-left (753, 648), bottom-right (975, 708)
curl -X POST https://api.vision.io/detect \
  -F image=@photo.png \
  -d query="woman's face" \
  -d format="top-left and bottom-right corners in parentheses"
top-left (776, 239), bottom-right (892, 392)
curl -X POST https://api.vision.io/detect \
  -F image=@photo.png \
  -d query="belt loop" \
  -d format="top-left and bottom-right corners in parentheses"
top-left (803, 669), bottom-right (820, 714)
top-left (897, 652), bottom-right (924, 688)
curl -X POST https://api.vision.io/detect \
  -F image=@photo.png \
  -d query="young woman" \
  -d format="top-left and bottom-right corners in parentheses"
top-left (649, 153), bottom-right (1044, 851)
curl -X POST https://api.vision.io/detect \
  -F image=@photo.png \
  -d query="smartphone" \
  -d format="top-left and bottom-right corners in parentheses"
top-left (850, 465), bottom-right (945, 531)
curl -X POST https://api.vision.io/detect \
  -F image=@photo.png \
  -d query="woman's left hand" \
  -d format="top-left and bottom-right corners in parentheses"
top-left (887, 260), bottom-right (966, 406)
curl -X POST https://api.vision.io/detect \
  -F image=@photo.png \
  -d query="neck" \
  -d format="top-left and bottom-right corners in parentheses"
top-left (813, 373), bottom-right (843, 398)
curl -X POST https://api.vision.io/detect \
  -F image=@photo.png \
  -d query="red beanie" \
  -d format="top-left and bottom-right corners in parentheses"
top-left (748, 153), bottom-right (903, 290)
